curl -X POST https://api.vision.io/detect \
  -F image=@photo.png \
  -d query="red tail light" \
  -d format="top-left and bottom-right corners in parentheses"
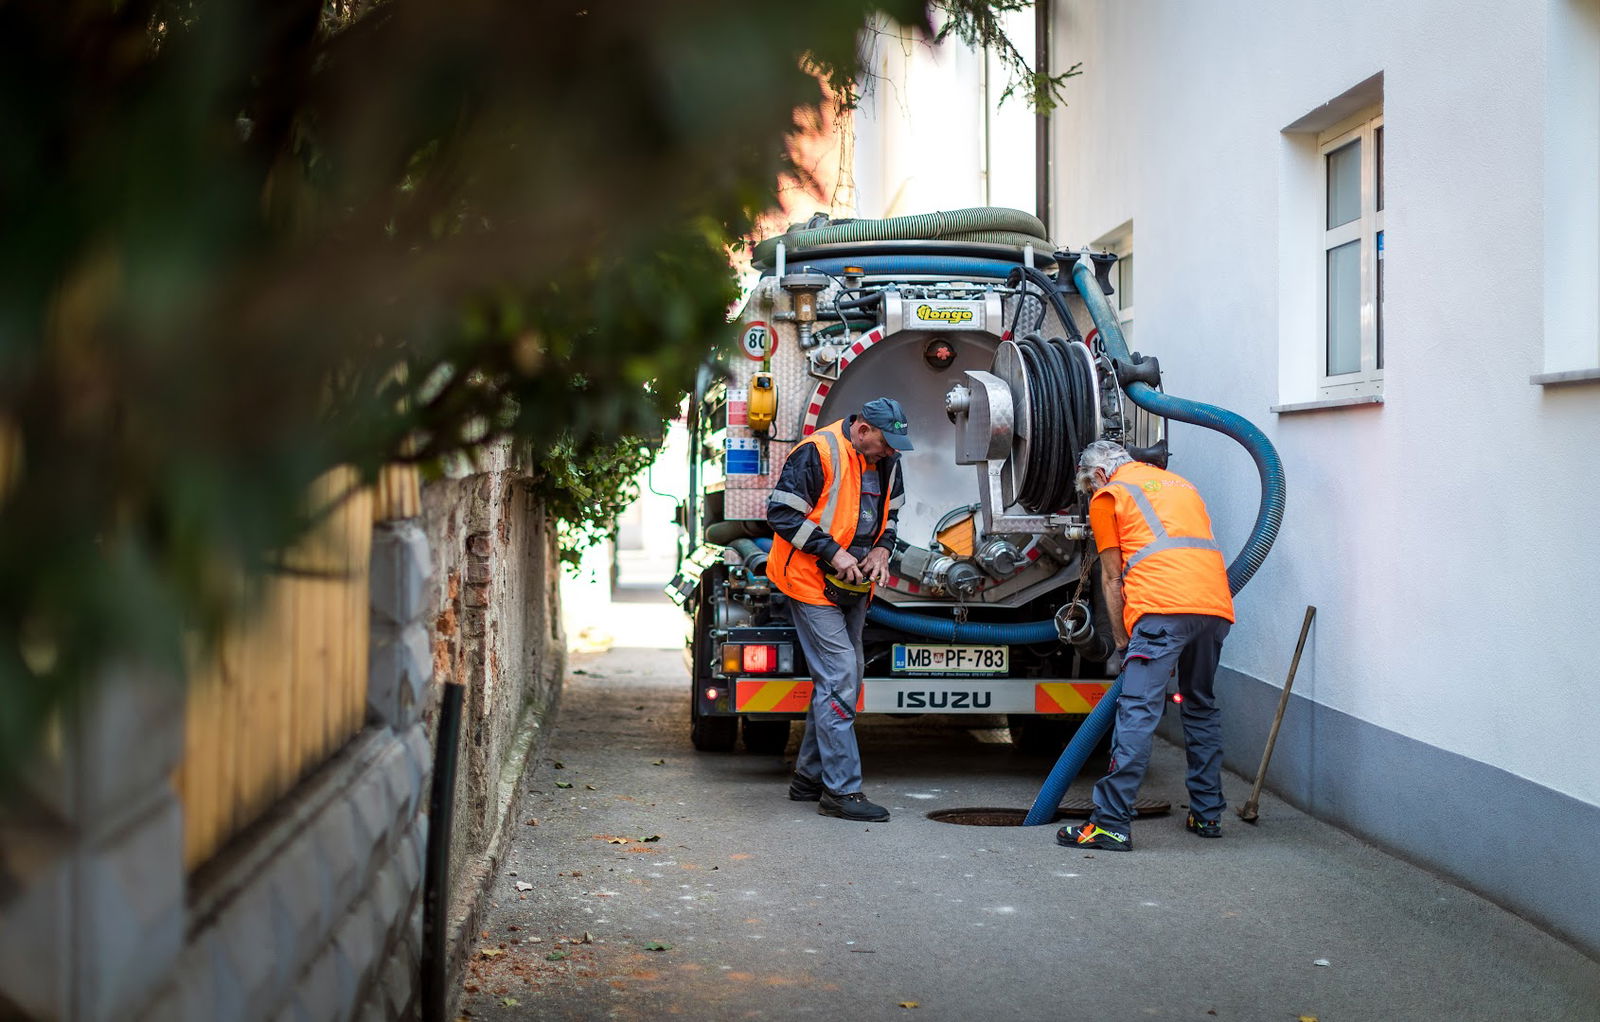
top-left (742, 644), bottom-right (778, 672)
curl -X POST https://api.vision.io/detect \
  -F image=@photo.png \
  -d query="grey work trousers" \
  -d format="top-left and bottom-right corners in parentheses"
top-left (1091, 612), bottom-right (1232, 832)
top-left (790, 597), bottom-right (870, 796)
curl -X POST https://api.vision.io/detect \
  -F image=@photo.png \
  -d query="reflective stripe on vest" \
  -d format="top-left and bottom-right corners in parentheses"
top-left (770, 489), bottom-right (814, 515)
top-left (1111, 480), bottom-right (1221, 574)
top-left (767, 420), bottom-right (891, 607)
top-left (792, 428), bottom-right (846, 551)
top-left (886, 460), bottom-right (903, 511)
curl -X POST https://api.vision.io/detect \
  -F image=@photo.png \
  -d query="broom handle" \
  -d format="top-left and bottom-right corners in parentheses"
top-left (1243, 605), bottom-right (1316, 809)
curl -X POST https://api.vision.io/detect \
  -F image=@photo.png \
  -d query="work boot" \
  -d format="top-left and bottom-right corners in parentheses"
top-left (818, 790), bottom-right (890, 822)
top-left (1185, 813), bottom-right (1222, 838)
top-left (788, 772), bottom-right (823, 802)
top-left (1058, 821), bottom-right (1131, 851)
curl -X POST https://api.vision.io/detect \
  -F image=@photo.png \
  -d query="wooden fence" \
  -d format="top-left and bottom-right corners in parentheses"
top-left (176, 464), bottom-right (420, 871)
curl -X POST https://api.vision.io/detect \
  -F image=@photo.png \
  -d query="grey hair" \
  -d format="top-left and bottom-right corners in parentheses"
top-left (1076, 440), bottom-right (1134, 494)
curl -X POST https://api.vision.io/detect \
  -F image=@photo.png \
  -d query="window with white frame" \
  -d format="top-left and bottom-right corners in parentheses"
top-left (1319, 110), bottom-right (1384, 397)
top-left (1095, 222), bottom-right (1134, 345)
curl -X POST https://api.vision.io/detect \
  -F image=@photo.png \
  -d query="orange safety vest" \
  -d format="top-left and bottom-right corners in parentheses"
top-left (1090, 461), bottom-right (1234, 635)
top-left (768, 419), bottom-right (901, 607)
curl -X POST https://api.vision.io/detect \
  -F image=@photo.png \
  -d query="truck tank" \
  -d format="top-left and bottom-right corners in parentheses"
top-left (669, 208), bottom-right (1166, 755)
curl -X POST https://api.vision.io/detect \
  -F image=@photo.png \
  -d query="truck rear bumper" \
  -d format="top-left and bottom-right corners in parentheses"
top-left (729, 676), bottom-right (1111, 716)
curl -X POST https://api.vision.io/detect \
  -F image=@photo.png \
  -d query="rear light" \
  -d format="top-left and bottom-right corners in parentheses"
top-left (720, 643), bottom-right (796, 675)
top-left (704, 687), bottom-right (720, 702)
top-left (743, 644), bottom-right (777, 672)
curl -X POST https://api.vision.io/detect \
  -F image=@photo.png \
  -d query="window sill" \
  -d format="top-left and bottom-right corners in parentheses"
top-left (1270, 395), bottom-right (1385, 415)
top-left (1530, 367), bottom-right (1600, 387)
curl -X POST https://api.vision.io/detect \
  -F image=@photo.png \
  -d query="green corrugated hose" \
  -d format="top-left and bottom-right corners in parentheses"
top-left (752, 207), bottom-right (1051, 268)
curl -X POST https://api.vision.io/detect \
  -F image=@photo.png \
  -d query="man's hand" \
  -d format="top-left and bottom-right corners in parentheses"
top-left (828, 548), bottom-right (863, 583)
top-left (860, 546), bottom-right (891, 586)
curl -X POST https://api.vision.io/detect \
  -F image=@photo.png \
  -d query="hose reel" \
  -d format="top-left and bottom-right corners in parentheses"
top-left (945, 332), bottom-right (1102, 536)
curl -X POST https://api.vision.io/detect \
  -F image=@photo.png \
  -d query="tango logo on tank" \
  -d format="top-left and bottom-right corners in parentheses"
top-left (915, 304), bottom-right (975, 323)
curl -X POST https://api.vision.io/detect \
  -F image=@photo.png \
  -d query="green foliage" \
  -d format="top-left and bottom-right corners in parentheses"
top-left (931, 0), bottom-right (1082, 112)
top-left (0, 0), bottom-right (1046, 779)
top-left (535, 435), bottom-right (663, 572)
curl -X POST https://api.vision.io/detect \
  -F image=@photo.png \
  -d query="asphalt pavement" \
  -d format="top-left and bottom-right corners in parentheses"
top-left (457, 593), bottom-right (1600, 1022)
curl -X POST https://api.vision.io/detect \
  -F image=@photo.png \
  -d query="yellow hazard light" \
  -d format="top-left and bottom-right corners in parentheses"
top-left (722, 644), bottom-right (742, 674)
top-left (748, 372), bottom-right (777, 433)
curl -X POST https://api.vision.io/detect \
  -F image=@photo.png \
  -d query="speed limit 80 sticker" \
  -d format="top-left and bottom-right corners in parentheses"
top-left (739, 321), bottom-right (775, 361)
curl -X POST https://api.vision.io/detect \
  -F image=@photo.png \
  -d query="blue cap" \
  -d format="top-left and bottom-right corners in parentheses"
top-left (861, 397), bottom-right (913, 451)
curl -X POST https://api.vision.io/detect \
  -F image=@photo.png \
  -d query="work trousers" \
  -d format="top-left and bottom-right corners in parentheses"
top-left (790, 597), bottom-right (870, 796)
top-left (1091, 612), bottom-right (1232, 832)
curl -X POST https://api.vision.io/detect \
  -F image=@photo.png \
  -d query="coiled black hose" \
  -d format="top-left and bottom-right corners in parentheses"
top-left (1014, 332), bottom-right (1097, 513)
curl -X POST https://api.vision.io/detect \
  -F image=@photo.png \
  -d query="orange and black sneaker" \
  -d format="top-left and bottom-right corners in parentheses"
top-left (1057, 822), bottom-right (1131, 851)
top-left (1185, 813), bottom-right (1222, 839)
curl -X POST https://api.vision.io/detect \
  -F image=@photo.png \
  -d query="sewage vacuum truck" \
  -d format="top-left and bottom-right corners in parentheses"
top-left (669, 208), bottom-right (1284, 760)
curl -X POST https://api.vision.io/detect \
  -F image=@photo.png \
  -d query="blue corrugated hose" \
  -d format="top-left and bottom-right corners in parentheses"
top-left (1018, 254), bottom-right (1286, 825)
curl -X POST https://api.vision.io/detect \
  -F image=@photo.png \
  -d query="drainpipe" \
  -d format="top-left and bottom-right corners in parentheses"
top-left (1034, 0), bottom-right (1052, 237)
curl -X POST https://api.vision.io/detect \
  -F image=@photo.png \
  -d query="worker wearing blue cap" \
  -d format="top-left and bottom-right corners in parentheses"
top-left (767, 397), bottom-right (911, 822)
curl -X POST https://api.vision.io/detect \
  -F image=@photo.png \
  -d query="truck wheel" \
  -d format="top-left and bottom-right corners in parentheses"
top-left (689, 568), bottom-right (737, 752)
top-left (691, 704), bottom-right (738, 752)
top-left (741, 717), bottom-right (791, 755)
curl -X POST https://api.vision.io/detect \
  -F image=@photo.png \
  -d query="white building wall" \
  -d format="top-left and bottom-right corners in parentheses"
top-left (1049, 0), bottom-right (1600, 951)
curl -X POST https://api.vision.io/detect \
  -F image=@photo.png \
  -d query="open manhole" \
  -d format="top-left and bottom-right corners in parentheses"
top-left (928, 799), bottom-right (1172, 827)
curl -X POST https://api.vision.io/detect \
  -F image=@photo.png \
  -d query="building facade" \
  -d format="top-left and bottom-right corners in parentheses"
top-left (1043, 0), bottom-right (1600, 956)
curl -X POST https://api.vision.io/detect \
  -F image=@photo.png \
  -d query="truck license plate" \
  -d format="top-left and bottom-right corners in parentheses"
top-left (891, 644), bottom-right (1008, 675)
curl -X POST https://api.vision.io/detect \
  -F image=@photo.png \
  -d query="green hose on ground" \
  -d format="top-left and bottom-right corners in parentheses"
top-left (752, 207), bottom-right (1052, 268)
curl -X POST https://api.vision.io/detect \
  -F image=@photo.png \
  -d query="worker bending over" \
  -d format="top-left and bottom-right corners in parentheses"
top-left (1064, 440), bottom-right (1235, 851)
top-left (766, 398), bottom-right (911, 823)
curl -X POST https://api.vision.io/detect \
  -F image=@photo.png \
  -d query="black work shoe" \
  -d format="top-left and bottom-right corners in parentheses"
top-left (818, 790), bottom-right (890, 822)
top-left (1058, 821), bottom-right (1131, 851)
top-left (1185, 813), bottom-right (1222, 839)
top-left (788, 772), bottom-right (823, 802)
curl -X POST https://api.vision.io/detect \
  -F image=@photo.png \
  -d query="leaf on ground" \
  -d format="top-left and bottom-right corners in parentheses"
top-left (651, 759), bottom-right (666, 766)
top-left (578, 932), bottom-right (594, 944)
top-left (640, 834), bottom-right (662, 842)
top-left (545, 950), bottom-right (569, 961)
top-left (604, 837), bottom-right (630, 844)
top-left (500, 997), bottom-right (520, 1007)
top-left (525, 818), bottom-right (539, 826)
top-left (643, 941), bottom-right (672, 951)
top-left (555, 781), bottom-right (573, 789)
top-left (585, 784), bottom-right (598, 790)
top-left (515, 881), bottom-right (534, 891)
top-left (553, 761), bottom-right (565, 769)
top-left (479, 949), bottom-right (505, 958)
top-left (1298, 1017), bottom-right (1319, 1022)
top-left (898, 1002), bottom-right (919, 1009)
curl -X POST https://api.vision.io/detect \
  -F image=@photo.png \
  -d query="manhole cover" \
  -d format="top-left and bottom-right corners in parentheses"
top-left (927, 799), bottom-right (1172, 827)
top-left (1055, 797), bottom-right (1171, 818)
